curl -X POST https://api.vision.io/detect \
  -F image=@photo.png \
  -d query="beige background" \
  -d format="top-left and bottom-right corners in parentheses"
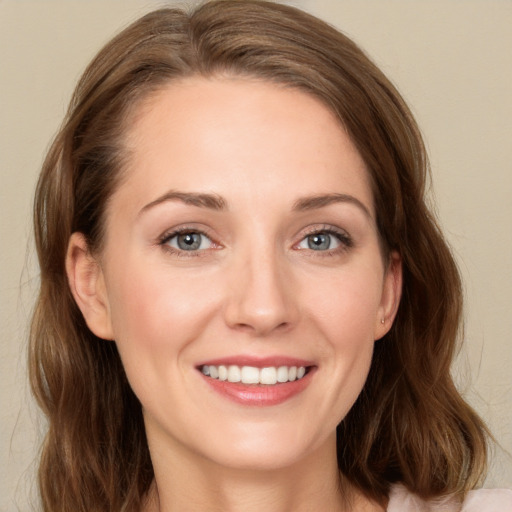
top-left (1, 0), bottom-right (511, 509)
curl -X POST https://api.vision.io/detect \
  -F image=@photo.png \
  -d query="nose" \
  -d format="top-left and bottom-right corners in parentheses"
top-left (223, 249), bottom-right (299, 336)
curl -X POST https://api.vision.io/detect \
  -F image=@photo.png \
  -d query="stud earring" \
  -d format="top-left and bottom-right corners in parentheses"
top-left (381, 318), bottom-right (385, 324)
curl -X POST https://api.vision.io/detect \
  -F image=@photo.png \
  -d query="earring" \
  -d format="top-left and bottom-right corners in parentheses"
top-left (380, 318), bottom-right (385, 324)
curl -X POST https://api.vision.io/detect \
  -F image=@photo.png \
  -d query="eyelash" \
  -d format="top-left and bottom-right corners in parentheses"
top-left (157, 225), bottom-right (353, 257)
top-left (297, 225), bottom-right (353, 256)
top-left (158, 226), bottom-right (218, 257)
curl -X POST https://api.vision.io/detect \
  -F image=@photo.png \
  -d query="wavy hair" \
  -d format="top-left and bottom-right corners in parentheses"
top-left (30, 1), bottom-right (488, 510)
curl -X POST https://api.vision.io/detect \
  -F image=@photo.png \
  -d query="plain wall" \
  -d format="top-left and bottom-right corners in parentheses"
top-left (1, 0), bottom-right (511, 509)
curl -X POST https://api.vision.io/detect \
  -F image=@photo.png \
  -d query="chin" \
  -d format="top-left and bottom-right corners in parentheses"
top-left (197, 422), bottom-right (336, 473)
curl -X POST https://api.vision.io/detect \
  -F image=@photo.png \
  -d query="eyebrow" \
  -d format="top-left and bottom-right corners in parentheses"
top-left (139, 190), bottom-right (227, 216)
top-left (138, 190), bottom-right (371, 218)
top-left (292, 193), bottom-right (372, 218)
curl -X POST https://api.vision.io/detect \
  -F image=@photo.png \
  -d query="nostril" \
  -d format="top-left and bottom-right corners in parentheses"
top-left (230, 319), bottom-right (293, 336)
top-left (223, 267), bottom-right (299, 335)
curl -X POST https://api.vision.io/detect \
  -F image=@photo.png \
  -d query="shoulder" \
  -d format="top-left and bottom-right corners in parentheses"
top-left (461, 488), bottom-right (512, 511)
top-left (387, 484), bottom-right (512, 512)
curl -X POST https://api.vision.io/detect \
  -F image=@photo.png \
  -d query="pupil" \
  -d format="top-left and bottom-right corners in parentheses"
top-left (178, 233), bottom-right (201, 250)
top-left (308, 233), bottom-right (330, 250)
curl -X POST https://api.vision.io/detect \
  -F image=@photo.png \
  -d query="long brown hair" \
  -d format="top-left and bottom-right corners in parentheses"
top-left (30, 1), bottom-right (488, 510)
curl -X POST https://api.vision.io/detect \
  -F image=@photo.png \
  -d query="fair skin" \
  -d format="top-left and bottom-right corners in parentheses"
top-left (67, 77), bottom-right (401, 512)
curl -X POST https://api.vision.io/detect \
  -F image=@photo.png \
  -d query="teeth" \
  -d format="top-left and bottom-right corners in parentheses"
top-left (227, 365), bottom-right (241, 382)
top-left (260, 367), bottom-right (277, 385)
top-left (276, 366), bottom-right (289, 383)
top-left (201, 365), bottom-right (308, 385)
top-left (241, 366), bottom-right (260, 384)
top-left (218, 365), bottom-right (228, 381)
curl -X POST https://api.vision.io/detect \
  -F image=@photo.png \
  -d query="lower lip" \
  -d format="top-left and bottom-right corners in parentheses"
top-left (200, 369), bottom-right (314, 406)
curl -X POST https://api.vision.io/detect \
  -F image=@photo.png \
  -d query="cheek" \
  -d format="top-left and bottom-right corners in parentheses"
top-left (302, 262), bottom-right (383, 414)
top-left (305, 262), bottom-right (384, 345)
top-left (103, 265), bottom-right (207, 418)
top-left (104, 258), bottom-right (219, 368)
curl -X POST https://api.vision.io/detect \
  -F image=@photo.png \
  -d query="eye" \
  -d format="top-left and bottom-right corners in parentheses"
top-left (296, 228), bottom-right (352, 252)
top-left (163, 230), bottom-right (214, 251)
top-left (298, 232), bottom-right (340, 251)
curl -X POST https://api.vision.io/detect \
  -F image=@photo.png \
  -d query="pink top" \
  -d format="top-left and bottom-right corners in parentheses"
top-left (387, 484), bottom-right (512, 511)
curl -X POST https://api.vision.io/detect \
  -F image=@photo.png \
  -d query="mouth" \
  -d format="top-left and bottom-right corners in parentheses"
top-left (199, 364), bottom-right (309, 385)
top-left (196, 360), bottom-right (316, 406)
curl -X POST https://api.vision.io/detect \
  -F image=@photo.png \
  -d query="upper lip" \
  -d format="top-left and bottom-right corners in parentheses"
top-left (196, 355), bottom-right (315, 368)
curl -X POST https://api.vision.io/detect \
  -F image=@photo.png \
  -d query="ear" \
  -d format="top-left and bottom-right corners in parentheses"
top-left (66, 232), bottom-right (114, 340)
top-left (374, 251), bottom-right (402, 340)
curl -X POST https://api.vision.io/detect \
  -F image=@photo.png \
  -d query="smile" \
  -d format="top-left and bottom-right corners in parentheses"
top-left (201, 364), bottom-right (307, 385)
top-left (198, 362), bottom-right (315, 406)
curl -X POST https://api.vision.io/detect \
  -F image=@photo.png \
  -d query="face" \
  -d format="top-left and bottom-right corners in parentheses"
top-left (69, 77), bottom-right (401, 473)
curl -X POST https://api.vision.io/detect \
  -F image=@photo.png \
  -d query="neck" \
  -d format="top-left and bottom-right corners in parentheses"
top-left (143, 432), bottom-right (385, 512)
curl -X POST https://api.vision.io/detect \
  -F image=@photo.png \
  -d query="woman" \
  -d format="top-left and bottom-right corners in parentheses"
top-left (30, 1), bottom-right (512, 511)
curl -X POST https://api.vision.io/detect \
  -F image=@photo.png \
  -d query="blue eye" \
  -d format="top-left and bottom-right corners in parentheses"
top-left (165, 231), bottom-right (213, 251)
top-left (306, 233), bottom-right (335, 250)
top-left (297, 229), bottom-right (351, 252)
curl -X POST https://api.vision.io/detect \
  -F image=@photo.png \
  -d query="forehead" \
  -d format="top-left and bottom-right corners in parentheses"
top-left (115, 76), bottom-right (373, 217)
